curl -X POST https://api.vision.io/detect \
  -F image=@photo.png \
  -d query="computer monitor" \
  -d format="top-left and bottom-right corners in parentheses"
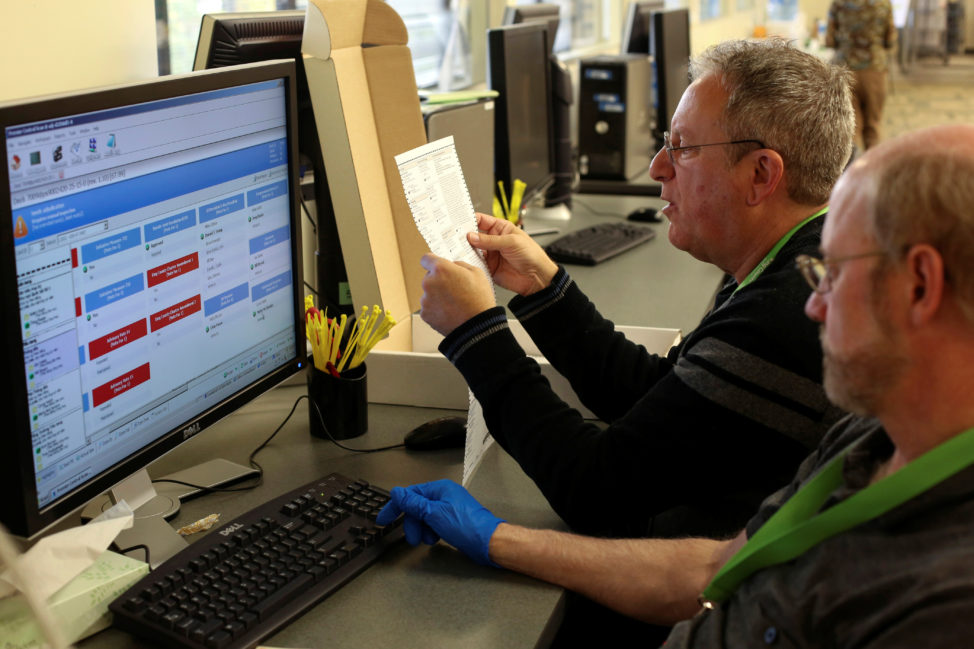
top-left (487, 23), bottom-right (555, 218)
top-left (0, 60), bottom-right (306, 564)
top-left (651, 8), bottom-right (691, 144)
top-left (501, 4), bottom-right (573, 214)
top-left (502, 3), bottom-right (562, 54)
top-left (621, 0), bottom-right (665, 55)
top-left (195, 11), bottom-right (351, 318)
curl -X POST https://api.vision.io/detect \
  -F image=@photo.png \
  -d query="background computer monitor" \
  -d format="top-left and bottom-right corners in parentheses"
top-left (487, 23), bottom-right (555, 217)
top-left (651, 8), bottom-right (691, 144)
top-left (621, 0), bottom-right (665, 54)
top-left (195, 11), bottom-right (352, 318)
top-left (502, 4), bottom-right (561, 54)
top-left (501, 4), bottom-right (573, 213)
top-left (0, 60), bottom-right (306, 564)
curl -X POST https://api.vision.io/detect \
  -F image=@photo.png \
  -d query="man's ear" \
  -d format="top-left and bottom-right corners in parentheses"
top-left (903, 244), bottom-right (945, 326)
top-left (745, 149), bottom-right (785, 206)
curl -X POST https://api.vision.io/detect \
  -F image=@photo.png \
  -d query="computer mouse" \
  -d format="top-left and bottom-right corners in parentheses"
top-left (403, 416), bottom-right (467, 451)
top-left (626, 206), bottom-right (662, 223)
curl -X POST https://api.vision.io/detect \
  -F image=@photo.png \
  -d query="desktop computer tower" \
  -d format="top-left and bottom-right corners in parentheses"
top-left (422, 99), bottom-right (495, 215)
top-left (577, 55), bottom-right (653, 181)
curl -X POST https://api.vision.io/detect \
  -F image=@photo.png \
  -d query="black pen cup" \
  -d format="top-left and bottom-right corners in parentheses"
top-left (307, 363), bottom-right (367, 440)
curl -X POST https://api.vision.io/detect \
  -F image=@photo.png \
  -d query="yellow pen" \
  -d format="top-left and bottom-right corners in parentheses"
top-left (497, 180), bottom-right (511, 221)
top-left (350, 306), bottom-right (382, 368)
top-left (510, 179), bottom-right (526, 224)
top-left (331, 314), bottom-right (348, 366)
top-left (492, 195), bottom-right (504, 220)
top-left (336, 306), bottom-right (370, 373)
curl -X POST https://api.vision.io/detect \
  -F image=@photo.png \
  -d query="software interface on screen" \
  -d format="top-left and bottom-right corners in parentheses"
top-left (7, 79), bottom-right (297, 511)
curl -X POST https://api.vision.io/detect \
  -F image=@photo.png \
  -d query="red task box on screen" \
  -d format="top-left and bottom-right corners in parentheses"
top-left (150, 295), bottom-right (202, 332)
top-left (91, 363), bottom-right (150, 407)
top-left (88, 319), bottom-right (148, 361)
top-left (147, 252), bottom-right (199, 288)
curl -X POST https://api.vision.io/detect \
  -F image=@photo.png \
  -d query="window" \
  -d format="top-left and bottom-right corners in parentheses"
top-left (699, 0), bottom-right (723, 20)
top-left (156, 0), bottom-right (621, 84)
top-left (158, 0), bottom-right (308, 75)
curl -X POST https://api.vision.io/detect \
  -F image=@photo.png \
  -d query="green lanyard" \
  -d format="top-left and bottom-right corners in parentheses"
top-left (701, 425), bottom-right (974, 606)
top-left (732, 207), bottom-right (828, 295)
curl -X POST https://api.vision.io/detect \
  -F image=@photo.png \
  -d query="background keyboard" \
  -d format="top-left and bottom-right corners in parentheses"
top-left (109, 473), bottom-right (403, 649)
top-left (544, 221), bottom-right (656, 265)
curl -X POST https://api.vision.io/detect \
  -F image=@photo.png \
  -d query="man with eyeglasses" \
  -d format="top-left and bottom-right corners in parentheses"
top-left (383, 123), bottom-right (974, 646)
top-left (417, 39), bottom-right (853, 645)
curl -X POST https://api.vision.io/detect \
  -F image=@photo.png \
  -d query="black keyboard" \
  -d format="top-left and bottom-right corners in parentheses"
top-left (109, 473), bottom-right (404, 649)
top-left (544, 222), bottom-right (656, 265)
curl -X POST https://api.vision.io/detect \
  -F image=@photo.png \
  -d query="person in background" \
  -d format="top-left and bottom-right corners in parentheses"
top-left (380, 123), bottom-right (974, 648)
top-left (416, 38), bottom-right (853, 647)
top-left (827, 0), bottom-right (896, 151)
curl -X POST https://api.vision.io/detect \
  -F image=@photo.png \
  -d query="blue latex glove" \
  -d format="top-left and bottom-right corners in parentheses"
top-left (376, 479), bottom-right (504, 567)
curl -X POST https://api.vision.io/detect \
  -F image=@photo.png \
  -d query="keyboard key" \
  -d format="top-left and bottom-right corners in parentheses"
top-left (190, 619), bottom-right (222, 644)
top-left (205, 629), bottom-right (233, 649)
top-left (252, 573), bottom-right (314, 620)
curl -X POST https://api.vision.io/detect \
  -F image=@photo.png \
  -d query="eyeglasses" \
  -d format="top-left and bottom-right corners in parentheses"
top-left (795, 252), bottom-right (886, 294)
top-left (661, 131), bottom-right (766, 166)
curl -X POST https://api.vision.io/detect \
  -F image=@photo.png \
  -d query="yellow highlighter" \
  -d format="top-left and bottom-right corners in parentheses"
top-left (493, 195), bottom-right (504, 220)
top-left (509, 179), bottom-right (526, 225)
top-left (497, 180), bottom-right (511, 221)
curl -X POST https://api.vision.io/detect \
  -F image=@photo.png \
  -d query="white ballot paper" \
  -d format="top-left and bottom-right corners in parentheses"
top-left (394, 136), bottom-right (491, 276)
top-left (394, 136), bottom-right (494, 484)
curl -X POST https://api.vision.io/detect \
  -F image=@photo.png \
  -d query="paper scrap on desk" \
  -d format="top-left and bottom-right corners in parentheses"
top-left (0, 500), bottom-right (134, 602)
top-left (462, 390), bottom-right (494, 487)
top-left (394, 135), bottom-right (491, 280)
top-left (177, 513), bottom-right (220, 536)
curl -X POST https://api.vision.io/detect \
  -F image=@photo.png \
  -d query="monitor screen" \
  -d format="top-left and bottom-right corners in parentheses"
top-left (0, 60), bottom-right (306, 549)
top-left (651, 8), bottom-right (691, 141)
top-left (487, 23), bottom-right (554, 212)
top-left (621, 0), bottom-right (665, 55)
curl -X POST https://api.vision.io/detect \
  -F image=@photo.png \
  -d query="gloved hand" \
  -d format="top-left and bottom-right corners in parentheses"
top-left (376, 479), bottom-right (504, 567)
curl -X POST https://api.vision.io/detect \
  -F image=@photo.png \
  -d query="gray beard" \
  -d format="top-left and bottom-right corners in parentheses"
top-left (822, 339), bottom-right (909, 416)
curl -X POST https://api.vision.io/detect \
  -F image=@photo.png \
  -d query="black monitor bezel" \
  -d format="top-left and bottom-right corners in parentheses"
top-left (487, 22), bottom-right (556, 210)
top-left (0, 60), bottom-right (307, 539)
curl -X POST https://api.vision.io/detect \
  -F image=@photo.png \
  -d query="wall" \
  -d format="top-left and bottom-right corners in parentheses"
top-left (0, 0), bottom-right (157, 102)
top-left (691, 10), bottom-right (762, 53)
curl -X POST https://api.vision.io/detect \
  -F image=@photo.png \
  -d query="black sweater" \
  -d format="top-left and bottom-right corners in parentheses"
top-left (439, 217), bottom-right (844, 539)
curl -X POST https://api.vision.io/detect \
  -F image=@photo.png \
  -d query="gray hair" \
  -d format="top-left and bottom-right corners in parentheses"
top-left (867, 139), bottom-right (974, 323)
top-left (690, 38), bottom-right (854, 205)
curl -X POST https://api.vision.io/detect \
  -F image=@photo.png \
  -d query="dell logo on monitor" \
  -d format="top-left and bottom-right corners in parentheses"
top-left (182, 422), bottom-right (201, 439)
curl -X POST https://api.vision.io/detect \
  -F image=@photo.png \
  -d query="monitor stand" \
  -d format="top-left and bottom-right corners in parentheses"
top-left (524, 202), bottom-right (571, 221)
top-left (521, 201), bottom-right (570, 238)
top-left (81, 459), bottom-right (258, 567)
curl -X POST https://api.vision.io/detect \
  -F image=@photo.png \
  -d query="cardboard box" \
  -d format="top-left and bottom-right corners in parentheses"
top-left (295, 0), bottom-right (680, 414)
top-left (0, 550), bottom-right (148, 648)
top-left (367, 314), bottom-right (681, 416)
top-left (302, 0), bottom-right (430, 351)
